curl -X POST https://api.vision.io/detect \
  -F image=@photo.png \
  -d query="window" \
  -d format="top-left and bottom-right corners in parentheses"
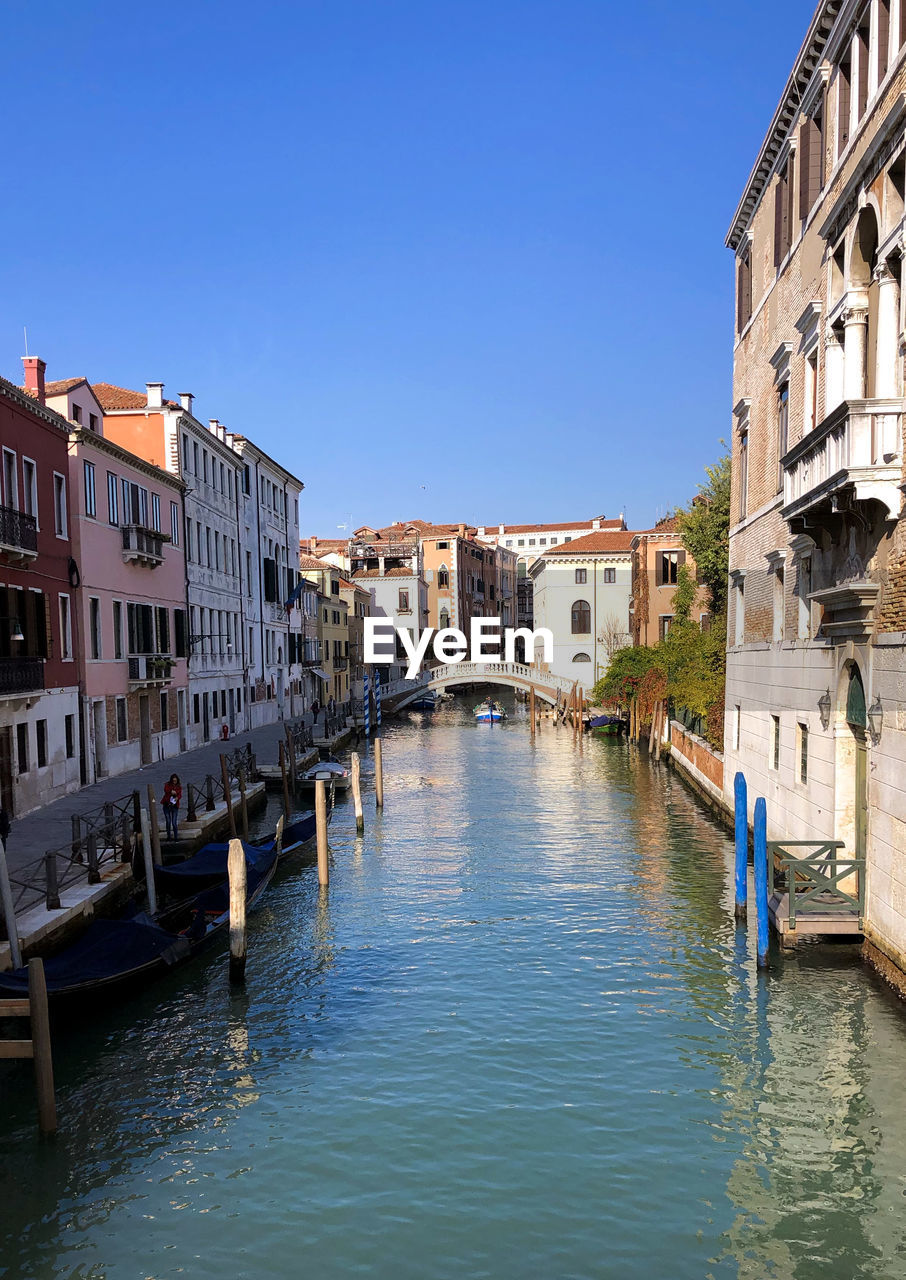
top-left (107, 471), bottom-right (119, 524)
top-left (203, 449), bottom-right (209, 483)
top-left (777, 382), bottom-right (789, 488)
top-left (798, 723), bottom-right (809, 784)
top-left (737, 243), bottom-right (752, 331)
top-left (550, 537), bottom-right (558, 545)
top-left (59, 594), bottom-right (72, 659)
top-left (183, 434), bottom-right (191, 470)
top-left (505, 539), bottom-right (513, 547)
top-left (193, 693), bottom-right (200, 725)
top-left (65, 714), bottom-right (75, 759)
top-left (398, 589), bottom-right (410, 611)
top-left (773, 158), bottom-right (793, 265)
top-left (113, 600), bottom-right (124, 659)
top-left (206, 528), bottom-right (213, 567)
top-left (72, 403), bottom-right (82, 424)
top-left (84, 461), bottom-right (97, 518)
top-left (438, 566), bottom-right (449, 588)
top-left (572, 652), bottom-right (591, 663)
top-left (734, 577), bottom-right (745, 647)
top-left (571, 599), bottom-right (591, 634)
top-left (799, 103), bottom-right (825, 219)
top-left (773, 565), bottom-right (785, 643)
top-left (186, 521), bottom-right (194, 562)
top-left (89, 412), bottom-right (98, 433)
top-left (517, 539), bottom-right (524, 547)
top-left (838, 59), bottom-right (852, 156)
top-left (804, 349), bottom-right (818, 434)
top-left (657, 550), bottom-right (684, 585)
top-left (732, 704), bottom-right (741, 752)
top-left (89, 597), bottom-right (101, 659)
top-left (539, 538), bottom-right (547, 546)
top-left (856, 10), bottom-right (870, 119)
top-left (116, 697), bottom-right (128, 743)
top-left (22, 458), bottom-right (37, 522)
top-left (738, 430), bottom-right (748, 520)
top-left (193, 441), bottom-right (199, 474)
top-left (174, 609), bottom-right (187, 658)
top-left (151, 493), bottom-right (161, 532)
top-left (170, 501), bottom-right (180, 546)
top-left (528, 538), bottom-right (535, 546)
top-left (3, 449), bottom-right (17, 510)
top-left (659, 615), bottom-right (672, 641)
top-left (16, 723), bottom-right (28, 773)
top-left (771, 715), bottom-right (781, 771)
top-left (575, 568), bottom-right (587, 584)
top-left (603, 567), bottom-right (616, 584)
top-left (36, 720), bottom-right (47, 768)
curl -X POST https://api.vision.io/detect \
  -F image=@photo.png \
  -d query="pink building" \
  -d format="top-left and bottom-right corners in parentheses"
top-left (66, 418), bottom-right (188, 780)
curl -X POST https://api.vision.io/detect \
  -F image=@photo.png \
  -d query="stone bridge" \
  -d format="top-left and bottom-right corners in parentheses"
top-left (384, 662), bottom-right (579, 711)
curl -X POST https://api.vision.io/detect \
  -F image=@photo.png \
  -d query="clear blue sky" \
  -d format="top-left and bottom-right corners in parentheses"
top-left (2, 0), bottom-right (816, 535)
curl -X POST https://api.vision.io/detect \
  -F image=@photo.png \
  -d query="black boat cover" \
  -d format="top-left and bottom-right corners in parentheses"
top-left (0, 915), bottom-right (188, 995)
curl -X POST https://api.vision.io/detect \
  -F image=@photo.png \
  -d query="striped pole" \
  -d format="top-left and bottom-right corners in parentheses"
top-left (754, 797), bottom-right (769, 968)
top-left (375, 675), bottom-right (382, 728)
top-left (734, 772), bottom-right (748, 921)
top-left (363, 674), bottom-right (371, 738)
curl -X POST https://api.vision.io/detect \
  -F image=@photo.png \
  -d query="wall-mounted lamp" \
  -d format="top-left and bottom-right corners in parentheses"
top-left (0, 616), bottom-right (25, 642)
top-left (818, 688), bottom-right (832, 731)
top-left (868, 695), bottom-right (883, 742)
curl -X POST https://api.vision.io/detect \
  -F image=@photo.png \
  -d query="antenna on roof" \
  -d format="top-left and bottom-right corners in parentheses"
top-left (23, 327), bottom-right (29, 358)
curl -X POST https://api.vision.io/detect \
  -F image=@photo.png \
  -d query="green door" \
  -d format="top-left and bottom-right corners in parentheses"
top-left (855, 735), bottom-right (868, 860)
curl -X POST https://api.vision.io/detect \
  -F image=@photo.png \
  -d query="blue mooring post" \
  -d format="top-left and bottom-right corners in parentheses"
top-left (734, 772), bottom-right (748, 921)
top-left (754, 797), bottom-right (769, 968)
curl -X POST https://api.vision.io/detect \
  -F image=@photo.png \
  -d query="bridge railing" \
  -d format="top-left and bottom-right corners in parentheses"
top-left (428, 661), bottom-right (576, 696)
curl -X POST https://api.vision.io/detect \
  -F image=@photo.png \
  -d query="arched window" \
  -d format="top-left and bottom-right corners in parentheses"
top-left (572, 652), bottom-right (591, 663)
top-left (439, 609), bottom-right (450, 630)
top-left (438, 565), bottom-right (449, 588)
top-left (571, 599), bottom-right (591, 634)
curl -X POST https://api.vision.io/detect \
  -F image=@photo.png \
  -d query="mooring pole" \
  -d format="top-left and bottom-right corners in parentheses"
top-left (238, 765), bottom-right (250, 841)
top-left (734, 771), bottom-right (748, 921)
top-left (220, 754), bottom-right (237, 838)
top-left (147, 784), bottom-right (163, 861)
top-left (754, 796), bottom-right (769, 968)
top-left (279, 740), bottom-right (291, 823)
top-left (374, 737), bottom-right (384, 810)
top-left (529, 686), bottom-right (536, 739)
top-left (139, 808), bottom-right (158, 917)
top-left (0, 838), bottom-right (21, 970)
top-left (228, 838), bottom-right (247, 984)
top-left (315, 779), bottom-right (329, 887)
top-left (351, 751), bottom-right (364, 834)
top-left (28, 958), bottom-right (56, 1135)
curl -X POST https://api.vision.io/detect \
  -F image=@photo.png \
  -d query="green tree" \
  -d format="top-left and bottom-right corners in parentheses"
top-left (676, 449), bottom-right (731, 616)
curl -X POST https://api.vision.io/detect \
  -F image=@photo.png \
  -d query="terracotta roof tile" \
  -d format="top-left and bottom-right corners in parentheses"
top-left (485, 517), bottom-right (624, 536)
top-left (540, 529), bottom-right (636, 555)
top-left (299, 554), bottom-right (333, 571)
top-left (93, 382), bottom-right (179, 410)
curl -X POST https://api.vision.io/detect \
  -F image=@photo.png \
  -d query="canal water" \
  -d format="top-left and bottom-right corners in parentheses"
top-left (3, 693), bottom-right (906, 1279)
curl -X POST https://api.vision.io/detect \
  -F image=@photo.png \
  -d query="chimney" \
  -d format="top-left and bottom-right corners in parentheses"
top-left (22, 356), bottom-right (46, 405)
top-left (498, 524), bottom-right (504, 535)
top-left (592, 518), bottom-right (601, 530)
top-left (179, 392), bottom-right (194, 415)
top-left (209, 418), bottom-right (220, 439)
top-left (458, 522), bottom-right (466, 537)
top-left (309, 536), bottom-right (318, 552)
top-left (146, 382), bottom-right (164, 408)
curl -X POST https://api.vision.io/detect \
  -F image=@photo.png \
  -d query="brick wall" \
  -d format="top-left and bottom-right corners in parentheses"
top-left (671, 722), bottom-right (724, 793)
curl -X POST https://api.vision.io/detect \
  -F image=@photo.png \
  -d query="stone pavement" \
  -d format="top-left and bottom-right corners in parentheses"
top-left (3, 714), bottom-right (322, 884)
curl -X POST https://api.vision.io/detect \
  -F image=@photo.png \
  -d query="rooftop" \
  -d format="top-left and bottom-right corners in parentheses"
top-left (540, 529), bottom-right (635, 556)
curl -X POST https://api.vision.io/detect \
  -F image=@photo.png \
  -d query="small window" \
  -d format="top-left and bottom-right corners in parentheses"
top-left (571, 599), bottom-right (591, 634)
top-left (438, 566), bottom-right (449, 588)
top-left (89, 597), bottom-right (102, 659)
top-left (59, 593), bottom-right (72, 659)
top-left (72, 403), bottom-right (82, 424)
top-left (65, 714), bottom-right (75, 759)
top-left (564, 536), bottom-right (572, 543)
top-left (771, 715), bottom-right (780, 771)
top-left (437, 541), bottom-right (448, 549)
top-left (170, 501), bottom-right (180, 546)
top-left (528, 539), bottom-right (535, 546)
top-left (83, 461), bottom-right (96, 518)
top-left (539, 537), bottom-right (547, 546)
top-left (777, 382), bottom-right (789, 489)
top-left (575, 568), bottom-right (587, 584)
top-left (732, 704), bottom-right (741, 752)
top-left (3, 448), bottom-right (18, 511)
top-left (89, 412), bottom-right (98, 432)
top-left (16, 723), bottom-right (28, 773)
top-left (36, 719), bottom-right (47, 768)
top-left (151, 493), bottom-right (161, 532)
top-left (572, 652), bottom-right (591, 662)
top-left (773, 565), bottom-right (785, 643)
top-left (603, 568), bottom-right (616, 584)
top-left (113, 600), bottom-right (124, 660)
top-left (738, 429), bottom-right (748, 520)
top-left (107, 471), bottom-right (119, 524)
top-left (798, 722), bottom-right (809, 784)
top-left (399, 589), bottom-right (410, 611)
top-left (734, 579), bottom-right (745, 646)
top-left (659, 615), bottom-right (672, 641)
top-left (116, 697), bottom-right (128, 743)
top-left (550, 538), bottom-right (557, 545)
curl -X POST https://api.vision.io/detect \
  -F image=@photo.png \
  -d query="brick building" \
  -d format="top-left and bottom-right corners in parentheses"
top-left (724, 1), bottom-right (906, 978)
top-left (630, 516), bottom-right (707, 646)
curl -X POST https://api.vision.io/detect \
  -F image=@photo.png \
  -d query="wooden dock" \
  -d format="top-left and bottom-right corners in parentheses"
top-left (767, 840), bottom-right (864, 946)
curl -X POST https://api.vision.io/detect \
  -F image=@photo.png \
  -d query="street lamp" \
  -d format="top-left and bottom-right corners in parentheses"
top-left (868, 694), bottom-right (883, 742)
top-left (817, 688), bottom-right (832, 731)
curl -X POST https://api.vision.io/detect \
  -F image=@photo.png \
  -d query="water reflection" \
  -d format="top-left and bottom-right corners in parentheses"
top-left (2, 694), bottom-right (906, 1279)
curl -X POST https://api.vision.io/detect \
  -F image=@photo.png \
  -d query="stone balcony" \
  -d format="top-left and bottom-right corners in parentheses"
top-left (781, 399), bottom-right (902, 528)
top-left (128, 654), bottom-right (174, 689)
top-left (121, 524), bottom-right (166, 567)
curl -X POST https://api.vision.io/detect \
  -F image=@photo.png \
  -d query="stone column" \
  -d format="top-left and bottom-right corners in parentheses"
top-left (874, 260), bottom-right (900, 399)
top-left (824, 325), bottom-right (845, 414)
top-left (843, 303), bottom-right (869, 401)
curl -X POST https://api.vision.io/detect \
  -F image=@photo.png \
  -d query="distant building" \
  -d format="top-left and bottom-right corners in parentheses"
top-left (530, 530), bottom-right (635, 687)
top-left (630, 517), bottom-right (707, 647)
top-left (338, 575), bottom-right (370, 710)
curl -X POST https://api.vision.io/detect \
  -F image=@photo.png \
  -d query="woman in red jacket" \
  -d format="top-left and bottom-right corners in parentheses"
top-left (162, 774), bottom-right (182, 841)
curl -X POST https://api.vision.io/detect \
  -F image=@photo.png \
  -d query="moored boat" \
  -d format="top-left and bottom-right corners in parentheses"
top-left (297, 759), bottom-right (350, 791)
top-left (474, 700), bottom-right (506, 722)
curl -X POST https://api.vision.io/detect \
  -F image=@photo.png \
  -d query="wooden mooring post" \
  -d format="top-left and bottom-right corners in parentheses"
top-left (279, 741), bottom-right (291, 822)
top-left (228, 838), bottom-right (247, 984)
top-left (0, 837), bottom-right (22, 970)
top-left (285, 725), bottom-right (297, 790)
top-left (315, 779), bottom-right (329, 887)
top-left (0, 957), bottom-right (56, 1134)
top-left (139, 808), bottom-right (158, 917)
top-left (238, 765), bottom-right (250, 841)
top-left (220, 754), bottom-right (237, 838)
top-left (529, 686), bottom-right (536, 739)
top-left (351, 751), bottom-right (364, 834)
top-left (147, 784), bottom-right (162, 861)
top-left (374, 737), bottom-right (384, 810)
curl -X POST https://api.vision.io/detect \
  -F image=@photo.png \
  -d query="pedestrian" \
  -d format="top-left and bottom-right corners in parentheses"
top-left (311, 698), bottom-right (320, 722)
top-left (162, 773), bottom-right (182, 841)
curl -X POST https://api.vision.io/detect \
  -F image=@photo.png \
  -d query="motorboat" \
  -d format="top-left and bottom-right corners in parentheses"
top-left (297, 759), bottom-right (350, 791)
top-left (474, 700), bottom-right (506, 723)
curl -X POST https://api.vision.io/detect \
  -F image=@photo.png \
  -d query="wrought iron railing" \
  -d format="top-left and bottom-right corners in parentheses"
top-left (0, 656), bottom-right (44, 695)
top-left (767, 840), bottom-right (865, 929)
top-left (0, 504), bottom-right (38, 554)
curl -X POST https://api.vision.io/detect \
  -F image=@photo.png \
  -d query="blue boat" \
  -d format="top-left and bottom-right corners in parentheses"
top-left (474, 700), bottom-right (506, 723)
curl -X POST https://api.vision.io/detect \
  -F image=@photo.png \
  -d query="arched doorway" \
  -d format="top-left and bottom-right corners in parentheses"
top-left (834, 662), bottom-right (869, 859)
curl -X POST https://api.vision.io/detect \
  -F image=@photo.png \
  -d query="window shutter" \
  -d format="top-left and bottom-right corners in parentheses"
top-left (174, 609), bottom-right (186, 658)
top-left (838, 64), bottom-right (851, 152)
top-left (676, 550), bottom-right (686, 567)
top-left (157, 606), bottom-right (170, 654)
top-left (799, 119), bottom-right (811, 219)
top-left (783, 158), bottom-right (793, 253)
top-left (774, 178), bottom-right (784, 267)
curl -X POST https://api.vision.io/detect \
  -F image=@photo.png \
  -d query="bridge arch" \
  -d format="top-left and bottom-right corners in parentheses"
top-left (388, 662), bottom-right (581, 711)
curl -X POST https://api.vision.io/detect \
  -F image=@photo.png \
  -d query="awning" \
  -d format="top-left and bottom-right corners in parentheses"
top-left (311, 667), bottom-right (331, 681)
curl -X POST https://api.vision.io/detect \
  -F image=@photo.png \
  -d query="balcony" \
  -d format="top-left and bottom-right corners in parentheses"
top-left (0, 656), bottom-right (44, 697)
top-left (0, 505), bottom-right (38, 561)
top-left (781, 400), bottom-right (902, 528)
top-left (332, 657), bottom-right (349, 671)
top-left (122, 524), bottom-right (166, 567)
top-left (128, 654), bottom-right (174, 688)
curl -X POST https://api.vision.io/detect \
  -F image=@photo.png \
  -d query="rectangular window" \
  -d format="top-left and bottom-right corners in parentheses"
top-left (732, 704), bottom-right (741, 752)
top-left (53, 473), bottom-right (67, 536)
top-left (170, 501), bottom-right (180, 546)
top-left (84, 461), bottom-right (97, 518)
top-left (36, 719), bottom-right (47, 769)
top-left (771, 715), bottom-right (780, 771)
top-left (22, 458), bottom-right (37, 522)
top-left (398, 589), bottom-right (410, 611)
top-left (799, 102), bottom-right (826, 219)
top-left (193, 693), bottom-right (200, 724)
top-left (121, 477), bottom-right (131, 523)
top-left (798, 557), bottom-right (813, 640)
top-left (16, 723), bottom-right (28, 774)
top-left (798, 723), bottom-right (809, 784)
top-left (738, 430), bottom-right (748, 520)
top-left (3, 449), bottom-right (18, 511)
top-left (113, 600), bottom-right (124, 659)
top-left (107, 471), bottom-right (119, 524)
top-left (657, 551), bottom-right (684, 585)
top-left (737, 244), bottom-right (752, 331)
top-left (89, 596), bottom-right (101, 659)
top-left (89, 412), bottom-right (98, 432)
top-left (804, 349), bottom-right (818, 434)
top-left (151, 493), bottom-right (161, 532)
top-left (777, 382), bottom-right (789, 489)
top-left (59, 593), bottom-right (72, 659)
top-left (856, 13), bottom-right (870, 119)
top-left (72, 403), bottom-right (82, 424)
top-left (65, 714), bottom-right (75, 759)
top-left (186, 520), bottom-right (193, 562)
top-left (735, 579), bottom-right (745, 647)
top-left (773, 566), bottom-right (785, 643)
top-left (575, 568), bottom-right (587, 584)
top-left (183, 434), bottom-right (191, 471)
top-left (203, 450), bottom-right (209, 483)
top-left (774, 160), bottom-right (791, 266)
top-left (174, 609), bottom-right (187, 658)
top-left (838, 60), bottom-right (852, 155)
top-left (658, 615), bottom-right (672, 642)
top-left (116, 697), bottom-right (128, 743)
top-left (603, 567), bottom-right (616, 584)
